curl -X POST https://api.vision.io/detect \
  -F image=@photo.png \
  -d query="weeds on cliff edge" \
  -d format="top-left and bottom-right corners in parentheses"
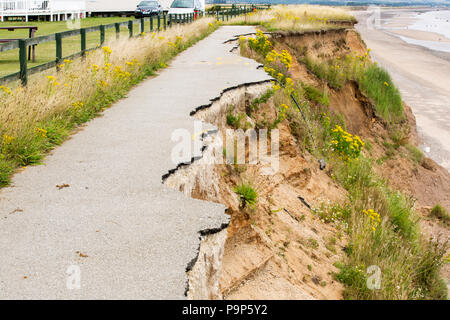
top-left (299, 53), bottom-right (403, 123)
top-left (239, 24), bottom-right (448, 300)
top-left (0, 18), bottom-right (218, 187)
top-left (359, 65), bottom-right (403, 121)
top-left (330, 157), bottom-right (447, 300)
top-left (430, 204), bottom-right (450, 225)
top-left (234, 183), bottom-right (258, 208)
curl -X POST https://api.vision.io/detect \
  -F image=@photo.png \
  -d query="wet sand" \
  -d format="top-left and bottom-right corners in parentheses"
top-left (354, 8), bottom-right (450, 171)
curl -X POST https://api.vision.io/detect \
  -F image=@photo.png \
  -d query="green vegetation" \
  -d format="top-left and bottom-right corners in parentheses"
top-left (325, 238), bottom-right (337, 254)
top-left (226, 107), bottom-right (246, 129)
top-left (405, 144), bottom-right (424, 165)
top-left (330, 125), bottom-right (364, 161)
top-left (300, 54), bottom-right (403, 123)
top-left (330, 157), bottom-right (446, 299)
top-left (307, 238), bottom-right (319, 249)
top-left (247, 89), bottom-right (274, 115)
top-left (301, 55), bottom-right (346, 89)
top-left (302, 84), bottom-right (329, 106)
top-left (430, 205), bottom-right (450, 224)
top-left (234, 183), bottom-right (258, 208)
top-left (358, 65), bottom-right (403, 121)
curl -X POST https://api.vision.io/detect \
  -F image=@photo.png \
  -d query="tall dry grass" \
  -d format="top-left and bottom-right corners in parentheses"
top-left (0, 18), bottom-right (217, 185)
top-left (226, 5), bottom-right (356, 32)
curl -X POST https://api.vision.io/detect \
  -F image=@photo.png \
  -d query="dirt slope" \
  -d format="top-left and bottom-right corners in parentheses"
top-left (168, 26), bottom-right (449, 299)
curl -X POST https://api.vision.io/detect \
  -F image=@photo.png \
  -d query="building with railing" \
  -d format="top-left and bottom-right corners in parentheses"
top-left (0, 0), bottom-right (87, 21)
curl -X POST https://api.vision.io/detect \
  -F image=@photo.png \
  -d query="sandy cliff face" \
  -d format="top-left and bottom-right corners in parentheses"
top-left (164, 27), bottom-right (450, 300)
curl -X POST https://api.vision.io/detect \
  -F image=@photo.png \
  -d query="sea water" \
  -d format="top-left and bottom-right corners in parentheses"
top-left (408, 10), bottom-right (450, 39)
top-left (401, 10), bottom-right (450, 53)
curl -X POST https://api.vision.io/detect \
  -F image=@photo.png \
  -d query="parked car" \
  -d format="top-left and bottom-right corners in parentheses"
top-left (135, 1), bottom-right (162, 17)
top-left (168, 0), bottom-right (203, 15)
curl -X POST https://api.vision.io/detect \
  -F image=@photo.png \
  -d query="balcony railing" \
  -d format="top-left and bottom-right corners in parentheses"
top-left (0, 1), bottom-right (86, 14)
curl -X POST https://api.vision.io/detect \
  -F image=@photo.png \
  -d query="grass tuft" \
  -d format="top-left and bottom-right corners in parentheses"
top-left (234, 183), bottom-right (258, 208)
top-left (430, 204), bottom-right (450, 224)
top-left (358, 65), bottom-right (403, 121)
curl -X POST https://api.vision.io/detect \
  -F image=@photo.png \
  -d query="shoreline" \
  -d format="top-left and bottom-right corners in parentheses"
top-left (354, 7), bottom-right (450, 171)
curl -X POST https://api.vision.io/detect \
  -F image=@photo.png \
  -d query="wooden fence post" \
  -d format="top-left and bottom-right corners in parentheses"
top-left (157, 14), bottom-right (161, 30)
top-left (128, 20), bottom-right (133, 38)
top-left (115, 23), bottom-right (120, 39)
top-left (150, 17), bottom-right (153, 31)
top-left (100, 25), bottom-right (105, 44)
top-left (80, 28), bottom-right (86, 56)
top-left (140, 18), bottom-right (144, 34)
top-left (19, 39), bottom-right (28, 86)
top-left (55, 33), bottom-right (62, 64)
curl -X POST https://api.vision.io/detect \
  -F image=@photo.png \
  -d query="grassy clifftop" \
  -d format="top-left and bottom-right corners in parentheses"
top-left (226, 5), bottom-right (357, 32)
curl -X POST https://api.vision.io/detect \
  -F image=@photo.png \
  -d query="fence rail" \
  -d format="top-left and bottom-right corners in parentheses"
top-left (0, 5), bottom-right (270, 86)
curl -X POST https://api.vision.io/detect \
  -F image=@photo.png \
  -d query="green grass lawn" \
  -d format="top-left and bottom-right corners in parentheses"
top-left (0, 17), bottom-right (162, 78)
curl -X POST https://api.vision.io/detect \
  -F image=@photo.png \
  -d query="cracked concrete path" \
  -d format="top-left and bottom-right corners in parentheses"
top-left (0, 26), bottom-right (271, 299)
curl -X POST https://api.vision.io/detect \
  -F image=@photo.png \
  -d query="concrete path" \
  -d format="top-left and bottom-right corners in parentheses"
top-left (0, 26), bottom-right (270, 299)
top-left (354, 9), bottom-right (450, 171)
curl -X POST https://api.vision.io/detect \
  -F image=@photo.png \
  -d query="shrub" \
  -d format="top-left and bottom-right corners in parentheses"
top-left (358, 65), bottom-right (403, 122)
top-left (264, 49), bottom-right (293, 86)
top-left (330, 125), bottom-right (364, 161)
top-left (308, 238), bottom-right (319, 249)
top-left (405, 144), bottom-right (424, 164)
top-left (334, 263), bottom-right (371, 299)
top-left (303, 84), bottom-right (329, 106)
top-left (234, 183), bottom-right (258, 208)
top-left (226, 108), bottom-right (245, 129)
top-left (247, 29), bottom-right (272, 58)
top-left (430, 204), bottom-right (450, 224)
top-left (247, 89), bottom-right (274, 115)
top-left (301, 56), bottom-right (346, 89)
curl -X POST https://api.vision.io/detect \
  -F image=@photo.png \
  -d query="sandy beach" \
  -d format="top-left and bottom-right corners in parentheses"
top-left (354, 7), bottom-right (450, 171)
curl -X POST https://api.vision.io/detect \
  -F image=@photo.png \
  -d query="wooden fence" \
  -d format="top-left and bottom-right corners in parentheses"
top-left (0, 5), bottom-right (270, 86)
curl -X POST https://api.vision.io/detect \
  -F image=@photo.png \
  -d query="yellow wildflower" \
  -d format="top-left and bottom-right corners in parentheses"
top-left (0, 85), bottom-right (12, 95)
top-left (102, 46), bottom-right (112, 55)
top-left (72, 101), bottom-right (84, 109)
top-left (35, 128), bottom-right (47, 138)
top-left (2, 134), bottom-right (15, 144)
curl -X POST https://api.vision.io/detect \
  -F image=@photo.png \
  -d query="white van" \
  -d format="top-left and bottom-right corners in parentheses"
top-left (168, 0), bottom-right (204, 15)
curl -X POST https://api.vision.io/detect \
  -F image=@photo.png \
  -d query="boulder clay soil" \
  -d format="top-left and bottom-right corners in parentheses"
top-left (166, 27), bottom-right (449, 300)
